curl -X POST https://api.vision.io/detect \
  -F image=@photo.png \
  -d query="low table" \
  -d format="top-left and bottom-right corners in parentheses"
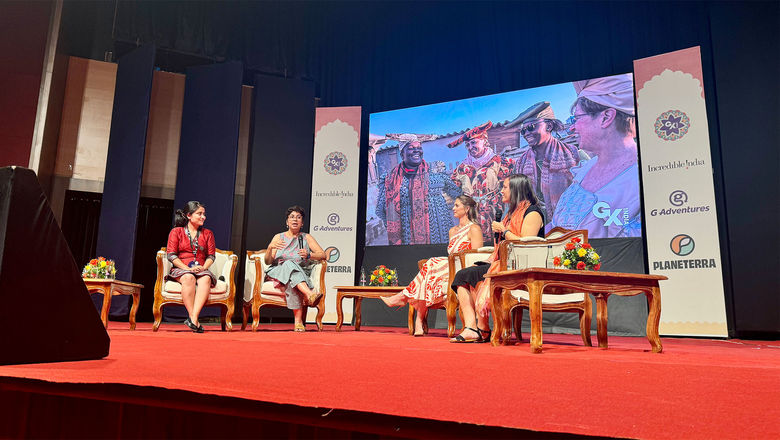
top-left (334, 285), bottom-right (407, 331)
top-left (485, 268), bottom-right (667, 353)
top-left (83, 279), bottom-right (143, 330)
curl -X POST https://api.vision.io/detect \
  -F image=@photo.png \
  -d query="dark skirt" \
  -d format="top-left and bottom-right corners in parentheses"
top-left (451, 263), bottom-right (490, 292)
top-left (167, 268), bottom-right (217, 287)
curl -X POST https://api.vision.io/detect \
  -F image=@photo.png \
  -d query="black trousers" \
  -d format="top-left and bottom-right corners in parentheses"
top-left (451, 262), bottom-right (490, 292)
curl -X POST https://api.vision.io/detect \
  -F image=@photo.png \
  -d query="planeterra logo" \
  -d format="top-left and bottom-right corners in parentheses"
top-left (650, 190), bottom-right (711, 217)
top-left (652, 233), bottom-right (716, 271)
top-left (323, 246), bottom-right (351, 273)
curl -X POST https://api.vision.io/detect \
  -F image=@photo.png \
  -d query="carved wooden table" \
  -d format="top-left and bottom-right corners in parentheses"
top-left (334, 286), bottom-right (407, 331)
top-left (485, 268), bottom-right (667, 353)
top-left (83, 279), bottom-right (143, 330)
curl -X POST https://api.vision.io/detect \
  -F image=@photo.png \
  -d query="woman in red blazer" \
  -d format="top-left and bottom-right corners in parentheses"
top-left (166, 201), bottom-right (217, 333)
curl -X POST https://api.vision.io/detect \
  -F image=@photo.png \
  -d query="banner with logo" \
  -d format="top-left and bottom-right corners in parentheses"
top-left (309, 107), bottom-right (362, 323)
top-left (634, 47), bottom-right (727, 337)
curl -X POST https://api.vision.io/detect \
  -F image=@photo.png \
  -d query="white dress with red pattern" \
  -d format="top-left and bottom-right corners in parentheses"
top-left (401, 222), bottom-right (475, 306)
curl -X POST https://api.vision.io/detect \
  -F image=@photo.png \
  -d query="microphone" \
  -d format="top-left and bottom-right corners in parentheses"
top-left (494, 208), bottom-right (503, 244)
top-left (298, 235), bottom-right (304, 249)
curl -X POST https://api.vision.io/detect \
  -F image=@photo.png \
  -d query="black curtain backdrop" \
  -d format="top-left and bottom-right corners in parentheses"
top-left (60, 0), bottom-right (779, 336)
top-left (95, 44), bottom-right (155, 316)
top-left (173, 61), bottom-right (243, 250)
top-left (244, 74), bottom-right (315, 252)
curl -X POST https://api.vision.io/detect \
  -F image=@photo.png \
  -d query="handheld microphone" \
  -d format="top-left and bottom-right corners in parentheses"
top-left (494, 208), bottom-right (503, 244)
top-left (298, 235), bottom-right (304, 249)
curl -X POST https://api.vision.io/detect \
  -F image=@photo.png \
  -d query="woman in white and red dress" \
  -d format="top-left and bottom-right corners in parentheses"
top-left (166, 201), bottom-right (217, 333)
top-left (381, 195), bottom-right (483, 336)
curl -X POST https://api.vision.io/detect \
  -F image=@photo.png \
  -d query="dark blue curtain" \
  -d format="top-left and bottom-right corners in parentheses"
top-left (95, 44), bottom-right (155, 316)
top-left (243, 74), bottom-right (315, 252)
top-left (173, 61), bottom-right (243, 249)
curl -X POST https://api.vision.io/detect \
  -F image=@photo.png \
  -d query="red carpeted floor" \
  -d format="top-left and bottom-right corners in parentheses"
top-left (1, 323), bottom-right (779, 439)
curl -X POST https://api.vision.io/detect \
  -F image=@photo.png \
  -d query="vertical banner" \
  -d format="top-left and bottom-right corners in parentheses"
top-left (634, 47), bottom-right (727, 336)
top-left (309, 107), bottom-right (362, 323)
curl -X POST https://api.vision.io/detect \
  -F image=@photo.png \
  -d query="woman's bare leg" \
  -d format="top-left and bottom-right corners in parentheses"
top-left (179, 274), bottom-right (196, 320)
top-left (191, 276), bottom-right (211, 326)
top-left (412, 300), bottom-right (427, 335)
top-left (453, 285), bottom-right (480, 340)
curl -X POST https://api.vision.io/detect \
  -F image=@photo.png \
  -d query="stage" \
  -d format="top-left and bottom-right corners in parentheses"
top-left (1, 324), bottom-right (779, 439)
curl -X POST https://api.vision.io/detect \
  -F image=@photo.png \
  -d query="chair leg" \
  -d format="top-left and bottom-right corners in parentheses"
top-left (241, 304), bottom-right (248, 331)
top-left (252, 301), bottom-right (261, 332)
top-left (446, 295), bottom-right (458, 338)
top-left (153, 301), bottom-right (162, 332)
top-left (316, 301), bottom-right (325, 331)
top-left (513, 308), bottom-right (523, 342)
top-left (408, 305), bottom-right (415, 335)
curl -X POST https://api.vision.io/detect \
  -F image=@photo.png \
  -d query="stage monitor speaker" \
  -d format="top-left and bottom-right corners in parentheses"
top-left (0, 166), bottom-right (109, 365)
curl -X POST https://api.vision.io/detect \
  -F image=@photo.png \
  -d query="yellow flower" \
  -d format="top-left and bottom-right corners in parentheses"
top-left (563, 259), bottom-right (571, 266)
top-left (593, 253), bottom-right (600, 261)
top-left (577, 248), bottom-right (587, 257)
top-left (100, 261), bottom-right (107, 268)
top-left (84, 265), bottom-right (92, 271)
top-left (370, 275), bottom-right (376, 281)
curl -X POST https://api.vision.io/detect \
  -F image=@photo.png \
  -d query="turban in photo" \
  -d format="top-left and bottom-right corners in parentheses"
top-left (447, 121), bottom-right (493, 148)
top-left (573, 73), bottom-right (635, 116)
top-left (506, 101), bottom-right (565, 132)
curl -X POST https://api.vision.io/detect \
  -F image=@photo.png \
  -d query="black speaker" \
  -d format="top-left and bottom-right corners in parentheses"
top-left (0, 166), bottom-right (109, 365)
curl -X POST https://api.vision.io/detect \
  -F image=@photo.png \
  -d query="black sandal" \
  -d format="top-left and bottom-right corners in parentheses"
top-left (476, 328), bottom-right (492, 343)
top-left (450, 327), bottom-right (481, 343)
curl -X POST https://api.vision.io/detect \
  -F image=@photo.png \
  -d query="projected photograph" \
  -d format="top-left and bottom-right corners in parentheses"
top-left (366, 73), bottom-right (640, 246)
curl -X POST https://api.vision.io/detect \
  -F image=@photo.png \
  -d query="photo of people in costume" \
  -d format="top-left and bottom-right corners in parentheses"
top-left (366, 73), bottom-right (640, 246)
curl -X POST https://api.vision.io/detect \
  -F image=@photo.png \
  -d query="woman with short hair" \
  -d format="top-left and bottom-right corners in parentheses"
top-left (264, 206), bottom-right (326, 332)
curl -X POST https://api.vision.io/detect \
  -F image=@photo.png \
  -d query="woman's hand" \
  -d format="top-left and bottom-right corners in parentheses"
top-left (270, 237), bottom-right (285, 250)
top-left (491, 221), bottom-right (506, 234)
top-left (297, 248), bottom-right (309, 259)
top-left (191, 265), bottom-right (203, 273)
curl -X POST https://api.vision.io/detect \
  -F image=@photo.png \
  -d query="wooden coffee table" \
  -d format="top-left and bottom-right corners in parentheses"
top-left (334, 285), bottom-right (407, 331)
top-left (485, 268), bottom-right (667, 353)
top-left (83, 279), bottom-right (143, 330)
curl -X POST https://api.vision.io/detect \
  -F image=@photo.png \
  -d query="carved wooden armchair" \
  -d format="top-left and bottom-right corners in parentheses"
top-left (241, 250), bottom-right (327, 331)
top-left (153, 248), bottom-right (238, 331)
top-left (494, 229), bottom-right (592, 345)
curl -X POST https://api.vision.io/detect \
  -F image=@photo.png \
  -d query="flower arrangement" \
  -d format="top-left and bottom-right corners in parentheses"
top-left (82, 257), bottom-right (117, 279)
top-left (369, 265), bottom-right (398, 286)
top-left (553, 238), bottom-right (601, 271)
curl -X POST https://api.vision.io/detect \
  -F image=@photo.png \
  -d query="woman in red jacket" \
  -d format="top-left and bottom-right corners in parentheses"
top-left (166, 201), bottom-right (216, 333)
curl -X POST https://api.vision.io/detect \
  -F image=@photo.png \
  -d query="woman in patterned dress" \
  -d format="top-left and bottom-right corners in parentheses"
top-left (381, 195), bottom-right (483, 336)
top-left (166, 201), bottom-right (217, 333)
top-left (264, 206), bottom-right (326, 332)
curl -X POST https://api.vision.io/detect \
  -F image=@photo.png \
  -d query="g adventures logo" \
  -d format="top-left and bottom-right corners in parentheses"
top-left (649, 190), bottom-right (711, 217)
top-left (324, 151), bottom-right (348, 175)
top-left (323, 246), bottom-right (351, 273)
top-left (654, 109), bottom-right (690, 141)
top-left (313, 212), bottom-right (353, 232)
top-left (652, 233), bottom-right (717, 271)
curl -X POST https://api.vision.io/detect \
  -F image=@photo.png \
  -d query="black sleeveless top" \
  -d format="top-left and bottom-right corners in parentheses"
top-left (521, 204), bottom-right (545, 238)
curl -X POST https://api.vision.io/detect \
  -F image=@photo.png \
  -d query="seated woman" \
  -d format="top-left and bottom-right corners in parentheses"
top-left (450, 174), bottom-right (544, 343)
top-left (381, 195), bottom-right (483, 336)
top-left (264, 206), bottom-right (326, 332)
top-left (166, 201), bottom-right (217, 333)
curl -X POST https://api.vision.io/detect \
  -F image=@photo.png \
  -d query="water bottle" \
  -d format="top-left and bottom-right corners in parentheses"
top-left (359, 268), bottom-right (366, 286)
top-left (546, 245), bottom-right (555, 269)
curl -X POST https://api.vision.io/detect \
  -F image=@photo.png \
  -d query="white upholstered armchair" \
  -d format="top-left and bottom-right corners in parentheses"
top-left (153, 248), bottom-right (238, 331)
top-left (241, 250), bottom-right (327, 331)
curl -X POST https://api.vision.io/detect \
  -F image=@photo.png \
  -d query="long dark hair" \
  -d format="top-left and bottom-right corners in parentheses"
top-left (506, 174), bottom-right (538, 214)
top-left (174, 201), bottom-right (205, 227)
top-left (455, 194), bottom-right (479, 224)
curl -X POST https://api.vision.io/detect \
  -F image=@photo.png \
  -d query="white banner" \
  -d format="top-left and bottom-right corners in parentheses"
top-left (308, 107), bottom-right (361, 324)
top-left (634, 47), bottom-right (727, 337)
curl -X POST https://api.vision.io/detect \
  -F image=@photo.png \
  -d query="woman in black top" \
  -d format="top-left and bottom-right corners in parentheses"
top-left (450, 174), bottom-right (544, 343)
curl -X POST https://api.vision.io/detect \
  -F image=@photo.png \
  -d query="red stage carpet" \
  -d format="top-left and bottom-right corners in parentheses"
top-left (1, 323), bottom-right (779, 439)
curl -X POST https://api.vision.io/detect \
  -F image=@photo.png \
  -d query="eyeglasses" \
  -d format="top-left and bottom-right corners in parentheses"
top-left (519, 123), bottom-right (538, 135)
top-left (568, 113), bottom-right (592, 125)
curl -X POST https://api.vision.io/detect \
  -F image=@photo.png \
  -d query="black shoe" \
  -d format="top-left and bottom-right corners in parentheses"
top-left (476, 328), bottom-right (492, 343)
top-left (184, 318), bottom-right (201, 333)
